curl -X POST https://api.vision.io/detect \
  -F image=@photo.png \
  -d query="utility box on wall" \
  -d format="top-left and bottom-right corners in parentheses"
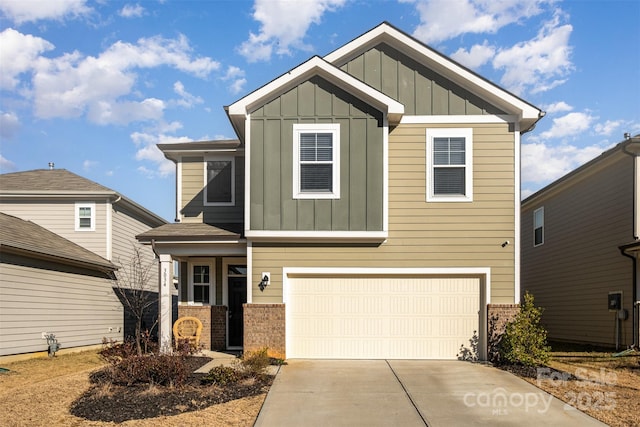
top-left (608, 291), bottom-right (622, 312)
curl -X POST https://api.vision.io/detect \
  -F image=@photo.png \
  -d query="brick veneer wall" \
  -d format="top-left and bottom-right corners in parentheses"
top-left (243, 304), bottom-right (286, 359)
top-left (177, 306), bottom-right (212, 351)
top-left (210, 306), bottom-right (227, 350)
top-left (487, 303), bottom-right (520, 360)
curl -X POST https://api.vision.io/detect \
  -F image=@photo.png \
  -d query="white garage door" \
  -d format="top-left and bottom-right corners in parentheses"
top-left (286, 276), bottom-right (481, 359)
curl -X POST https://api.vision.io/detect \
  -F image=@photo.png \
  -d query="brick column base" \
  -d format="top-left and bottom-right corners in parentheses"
top-left (487, 304), bottom-right (520, 361)
top-left (210, 306), bottom-right (227, 351)
top-left (243, 304), bottom-right (285, 359)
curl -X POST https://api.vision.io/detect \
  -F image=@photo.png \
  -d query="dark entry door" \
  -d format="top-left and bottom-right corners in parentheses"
top-left (228, 277), bottom-right (247, 347)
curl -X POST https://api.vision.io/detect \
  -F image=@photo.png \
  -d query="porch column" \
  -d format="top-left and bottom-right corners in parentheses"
top-left (158, 253), bottom-right (173, 353)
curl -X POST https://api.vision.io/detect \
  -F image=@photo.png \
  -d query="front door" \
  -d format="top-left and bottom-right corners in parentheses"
top-left (228, 276), bottom-right (246, 347)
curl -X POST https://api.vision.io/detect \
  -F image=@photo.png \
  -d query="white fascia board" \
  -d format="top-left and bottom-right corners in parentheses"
top-left (245, 230), bottom-right (388, 243)
top-left (325, 23), bottom-right (540, 124)
top-left (227, 56), bottom-right (404, 123)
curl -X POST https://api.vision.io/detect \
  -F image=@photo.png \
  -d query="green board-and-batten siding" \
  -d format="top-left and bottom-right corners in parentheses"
top-left (249, 76), bottom-right (384, 232)
top-left (339, 43), bottom-right (505, 116)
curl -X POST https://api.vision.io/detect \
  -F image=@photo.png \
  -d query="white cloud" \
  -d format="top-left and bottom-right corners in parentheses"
top-left (0, 0), bottom-right (91, 24)
top-left (239, 0), bottom-right (347, 62)
top-left (543, 101), bottom-right (573, 114)
top-left (450, 41), bottom-right (495, 69)
top-left (26, 33), bottom-right (218, 125)
top-left (82, 159), bottom-right (98, 171)
top-left (0, 111), bottom-right (20, 139)
top-left (131, 131), bottom-right (193, 176)
top-left (173, 81), bottom-right (203, 108)
top-left (522, 141), bottom-right (610, 185)
top-left (539, 111), bottom-right (595, 140)
top-left (408, 0), bottom-right (550, 44)
top-left (0, 28), bottom-right (54, 90)
top-left (594, 119), bottom-right (624, 136)
top-left (222, 66), bottom-right (246, 94)
top-left (0, 154), bottom-right (17, 172)
top-left (492, 12), bottom-right (573, 95)
top-left (119, 4), bottom-right (144, 18)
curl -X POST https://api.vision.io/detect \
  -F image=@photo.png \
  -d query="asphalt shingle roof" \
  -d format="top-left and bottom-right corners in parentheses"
top-left (0, 212), bottom-right (116, 271)
top-left (0, 169), bottom-right (114, 193)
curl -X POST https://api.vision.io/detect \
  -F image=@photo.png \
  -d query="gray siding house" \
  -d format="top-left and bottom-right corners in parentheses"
top-left (0, 169), bottom-right (167, 357)
top-left (139, 22), bottom-right (543, 360)
top-left (0, 213), bottom-right (118, 356)
top-left (522, 134), bottom-right (640, 349)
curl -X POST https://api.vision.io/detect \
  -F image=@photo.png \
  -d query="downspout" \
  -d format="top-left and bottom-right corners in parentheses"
top-left (620, 134), bottom-right (640, 350)
top-left (620, 248), bottom-right (638, 349)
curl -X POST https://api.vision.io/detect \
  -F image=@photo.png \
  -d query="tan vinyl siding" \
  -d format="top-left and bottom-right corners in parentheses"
top-left (180, 155), bottom-right (245, 224)
top-left (0, 199), bottom-right (108, 258)
top-left (181, 156), bottom-right (205, 222)
top-left (339, 43), bottom-right (505, 116)
top-left (252, 122), bottom-right (517, 304)
top-left (0, 259), bottom-right (122, 356)
top-left (111, 204), bottom-right (160, 287)
top-left (522, 153), bottom-right (634, 347)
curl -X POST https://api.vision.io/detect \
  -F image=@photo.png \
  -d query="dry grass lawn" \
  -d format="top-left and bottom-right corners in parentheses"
top-left (0, 351), bottom-right (267, 427)
top-left (517, 350), bottom-right (640, 427)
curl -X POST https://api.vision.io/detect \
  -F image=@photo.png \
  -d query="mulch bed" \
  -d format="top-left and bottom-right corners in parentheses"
top-left (70, 356), bottom-right (273, 423)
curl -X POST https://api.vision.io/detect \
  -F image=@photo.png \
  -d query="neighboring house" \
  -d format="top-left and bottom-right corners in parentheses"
top-left (0, 212), bottom-right (118, 356)
top-left (138, 22), bottom-right (543, 360)
top-left (0, 168), bottom-right (168, 356)
top-left (522, 134), bottom-right (640, 350)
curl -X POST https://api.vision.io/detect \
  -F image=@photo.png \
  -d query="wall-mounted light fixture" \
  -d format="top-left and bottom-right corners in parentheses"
top-left (259, 272), bottom-right (270, 291)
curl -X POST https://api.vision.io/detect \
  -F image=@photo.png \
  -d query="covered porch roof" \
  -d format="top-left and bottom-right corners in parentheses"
top-left (136, 222), bottom-right (246, 258)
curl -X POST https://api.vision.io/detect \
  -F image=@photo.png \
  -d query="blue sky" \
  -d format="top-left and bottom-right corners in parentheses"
top-left (1, 0), bottom-right (639, 222)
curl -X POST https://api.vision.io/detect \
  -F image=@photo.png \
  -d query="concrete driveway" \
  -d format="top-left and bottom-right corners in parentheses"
top-left (254, 360), bottom-right (607, 427)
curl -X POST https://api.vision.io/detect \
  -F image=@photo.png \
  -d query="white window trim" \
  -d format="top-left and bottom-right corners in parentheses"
top-left (426, 128), bottom-right (473, 202)
top-left (293, 123), bottom-right (340, 199)
top-left (204, 155), bottom-right (235, 207)
top-left (188, 258), bottom-right (215, 306)
top-left (533, 207), bottom-right (544, 247)
top-left (75, 202), bottom-right (95, 231)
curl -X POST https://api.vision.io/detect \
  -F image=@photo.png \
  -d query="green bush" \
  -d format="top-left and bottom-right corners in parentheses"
top-left (201, 365), bottom-right (240, 386)
top-left (499, 292), bottom-right (551, 367)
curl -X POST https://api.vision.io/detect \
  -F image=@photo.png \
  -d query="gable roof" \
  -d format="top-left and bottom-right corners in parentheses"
top-left (522, 134), bottom-right (640, 206)
top-left (1, 169), bottom-right (112, 193)
top-left (0, 169), bottom-right (167, 226)
top-left (226, 55), bottom-right (405, 141)
top-left (324, 22), bottom-right (542, 131)
top-left (0, 212), bottom-right (116, 271)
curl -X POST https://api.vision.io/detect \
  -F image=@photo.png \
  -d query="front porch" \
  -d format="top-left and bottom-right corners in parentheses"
top-left (137, 222), bottom-right (247, 353)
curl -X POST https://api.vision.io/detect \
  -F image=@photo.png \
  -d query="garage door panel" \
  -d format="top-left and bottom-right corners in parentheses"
top-left (286, 276), bottom-right (482, 359)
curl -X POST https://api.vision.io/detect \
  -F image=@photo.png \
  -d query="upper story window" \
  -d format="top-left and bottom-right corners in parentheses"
top-left (75, 202), bottom-right (95, 231)
top-left (293, 123), bottom-right (340, 199)
top-left (533, 207), bottom-right (544, 246)
top-left (204, 156), bottom-right (235, 206)
top-left (426, 128), bottom-right (473, 202)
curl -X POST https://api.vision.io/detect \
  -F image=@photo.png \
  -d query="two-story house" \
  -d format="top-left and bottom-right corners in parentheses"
top-left (0, 168), bottom-right (167, 357)
top-left (139, 22), bottom-right (543, 360)
top-left (522, 134), bottom-right (640, 350)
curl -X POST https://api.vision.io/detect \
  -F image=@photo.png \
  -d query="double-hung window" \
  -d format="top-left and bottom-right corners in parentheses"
top-left (189, 261), bottom-right (214, 305)
top-left (533, 207), bottom-right (544, 246)
top-left (426, 128), bottom-right (473, 202)
top-left (204, 156), bottom-right (235, 206)
top-left (293, 123), bottom-right (340, 199)
top-left (75, 202), bottom-right (95, 231)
